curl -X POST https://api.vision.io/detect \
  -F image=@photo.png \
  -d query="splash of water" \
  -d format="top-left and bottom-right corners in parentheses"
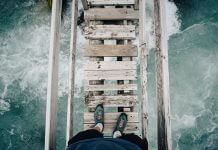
top-left (1, 0), bottom-right (218, 150)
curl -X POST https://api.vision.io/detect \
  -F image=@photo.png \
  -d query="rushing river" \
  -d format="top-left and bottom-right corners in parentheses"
top-left (0, 0), bottom-right (217, 149)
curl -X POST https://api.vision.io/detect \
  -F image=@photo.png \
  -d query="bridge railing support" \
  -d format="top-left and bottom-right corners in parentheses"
top-left (66, 0), bottom-right (78, 146)
top-left (154, 0), bottom-right (172, 149)
top-left (45, 0), bottom-right (62, 149)
top-left (81, 0), bottom-right (89, 10)
top-left (134, 0), bottom-right (139, 10)
top-left (139, 0), bottom-right (149, 139)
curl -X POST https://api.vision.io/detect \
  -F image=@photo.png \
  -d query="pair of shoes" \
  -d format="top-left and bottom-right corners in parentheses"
top-left (94, 104), bottom-right (128, 136)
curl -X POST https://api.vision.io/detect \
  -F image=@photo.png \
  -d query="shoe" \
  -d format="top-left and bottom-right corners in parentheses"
top-left (94, 104), bottom-right (104, 128)
top-left (113, 113), bottom-right (128, 135)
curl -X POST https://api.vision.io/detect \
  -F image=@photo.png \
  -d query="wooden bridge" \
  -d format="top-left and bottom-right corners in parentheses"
top-left (44, 0), bottom-right (172, 150)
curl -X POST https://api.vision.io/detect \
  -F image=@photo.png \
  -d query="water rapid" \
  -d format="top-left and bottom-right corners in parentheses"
top-left (0, 0), bottom-right (217, 149)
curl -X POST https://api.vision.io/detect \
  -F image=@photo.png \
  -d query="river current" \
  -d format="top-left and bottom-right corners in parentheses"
top-left (0, 0), bottom-right (217, 149)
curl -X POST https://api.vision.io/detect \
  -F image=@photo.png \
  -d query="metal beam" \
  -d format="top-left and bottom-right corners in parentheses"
top-left (154, 0), bottom-right (172, 149)
top-left (66, 0), bottom-right (78, 146)
top-left (45, 0), bottom-right (62, 149)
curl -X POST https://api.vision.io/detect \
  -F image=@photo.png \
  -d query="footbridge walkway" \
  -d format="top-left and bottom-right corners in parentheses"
top-left (44, 0), bottom-right (172, 150)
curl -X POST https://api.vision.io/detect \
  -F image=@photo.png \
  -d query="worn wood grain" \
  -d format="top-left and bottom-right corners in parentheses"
top-left (85, 61), bottom-right (136, 71)
top-left (84, 45), bottom-right (138, 57)
top-left (86, 95), bottom-right (137, 108)
top-left (154, 0), bottom-right (172, 149)
top-left (85, 70), bottom-right (137, 80)
top-left (87, 0), bottom-right (135, 6)
top-left (85, 25), bottom-right (136, 40)
top-left (84, 112), bottom-right (138, 123)
top-left (84, 123), bottom-right (139, 134)
top-left (139, 0), bottom-right (149, 140)
top-left (121, 5), bottom-right (134, 96)
top-left (81, 0), bottom-right (89, 10)
top-left (88, 20), bottom-right (105, 96)
top-left (82, 2), bottom-right (141, 139)
top-left (134, 0), bottom-right (139, 9)
top-left (84, 8), bottom-right (139, 20)
top-left (85, 84), bottom-right (137, 91)
top-left (65, 0), bottom-right (78, 146)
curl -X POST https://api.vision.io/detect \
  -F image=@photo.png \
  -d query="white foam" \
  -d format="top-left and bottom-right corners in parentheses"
top-left (0, 99), bottom-right (10, 115)
top-left (166, 0), bottom-right (181, 36)
top-left (145, 0), bottom-right (181, 49)
top-left (0, 1), bottom-right (84, 99)
top-left (173, 114), bottom-right (196, 130)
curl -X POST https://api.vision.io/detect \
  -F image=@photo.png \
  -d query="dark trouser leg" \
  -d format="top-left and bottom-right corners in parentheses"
top-left (68, 129), bottom-right (103, 146)
top-left (119, 133), bottom-right (148, 150)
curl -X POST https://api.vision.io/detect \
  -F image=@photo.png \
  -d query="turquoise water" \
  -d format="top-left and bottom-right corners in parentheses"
top-left (0, 0), bottom-right (218, 149)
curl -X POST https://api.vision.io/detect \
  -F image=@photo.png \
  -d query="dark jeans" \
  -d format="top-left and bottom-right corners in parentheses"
top-left (68, 129), bottom-right (148, 150)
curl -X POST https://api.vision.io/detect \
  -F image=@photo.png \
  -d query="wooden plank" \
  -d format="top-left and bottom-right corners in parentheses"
top-left (154, 0), bottom-right (172, 149)
top-left (87, 0), bottom-right (135, 6)
top-left (85, 61), bottom-right (136, 71)
top-left (85, 84), bottom-right (137, 91)
top-left (84, 8), bottom-right (139, 20)
top-left (84, 45), bottom-right (138, 57)
top-left (85, 25), bottom-right (136, 40)
top-left (45, 0), bottom-right (62, 149)
top-left (102, 35), bottom-right (117, 96)
top-left (121, 5), bottom-right (133, 96)
top-left (85, 95), bottom-right (137, 108)
top-left (85, 70), bottom-right (137, 80)
top-left (139, 0), bottom-right (148, 140)
top-left (88, 20), bottom-right (104, 97)
top-left (134, 0), bottom-right (139, 10)
top-left (84, 112), bottom-right (139, 123)
top-left (66, 0), bottom-right (78, 146)
top-left (81, 0), bottom-right (89, 10)
top-left (84, 123), bottom-right (139, 134)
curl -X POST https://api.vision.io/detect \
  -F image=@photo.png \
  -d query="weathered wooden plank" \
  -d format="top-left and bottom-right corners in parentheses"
top-left (139, 0), bottom-right (148, 140)
top-left (85, 25), bottom-right (136, 40)
top-left (84, 8), bottom-right (139, 20)
top-left (84, 112), bottom-right (138, 123)
top-left (85, 70), bottom-right (137, 80)
top-left (87, 0), bottom-right (135, 6)
top-left (45, 0), bottom-right (62, 149)
top-left (85, 61), bottom-right (136, 71)
top-left (84, 45), bottom-right (138, 57)
top-left (85, 95), bottom-right (137, 108)
top-left (84, 123), bottom-right (139, 134)
top-left (121, 5), bottom-right (134, 96)
top-left (66, 0), bottom-right (78, 146)
top-left (85, 84), bottom-right (137, 91)
top-left (154, 0), bottom-right (172, 149)
top-left (134, 0), bottom-right (139, 10)
top-left (88, 20), bottom-right (104, 97)
top-left (81, 0), bottom-right (89, 10)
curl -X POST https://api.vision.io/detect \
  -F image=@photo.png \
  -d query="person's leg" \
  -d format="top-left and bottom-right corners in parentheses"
top-left (68, 129), bottom-right (103, 145)
top-left (112, 113), bottom-right (128, 138)
top-left (119, 134), bottom-right (148, 150)
top-left (112, 113), bottom-right (148, 150)
top-left (68, 104), bottom-right (104, 146)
